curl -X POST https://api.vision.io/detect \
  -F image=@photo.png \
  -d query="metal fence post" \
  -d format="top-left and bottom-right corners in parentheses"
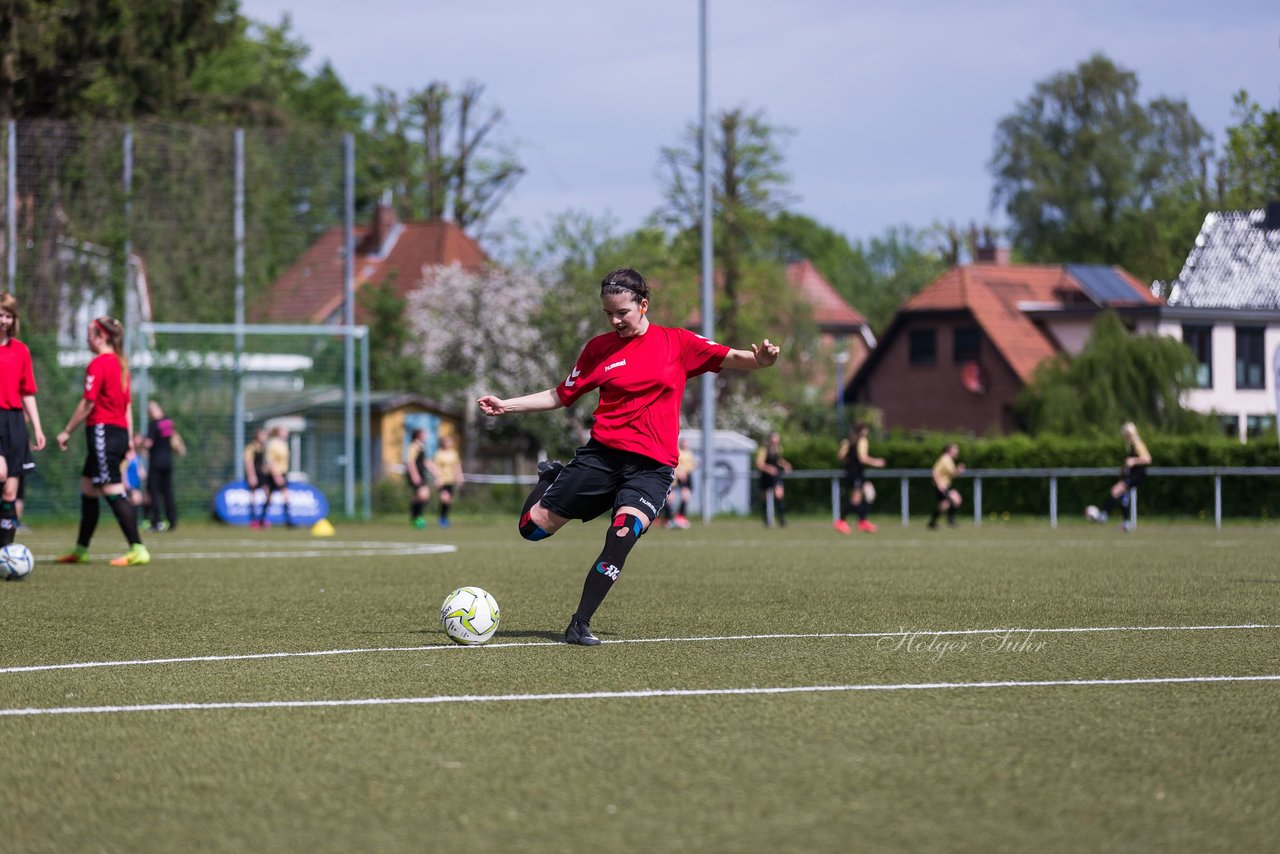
top-left (1129, 487), bottom-right (1138, 529)
top-left (765, 490), bottom-right (774, 527)
top-left (1049, 475), bottom-right (1058, 529)
top-left (1214, 475), bottom-right (1221, 530)
top-left (900, 476), bottom-right (909, 527)
top-left (973, 477), bottom-right (982, 527)
top-left (831, 476), bottom-right (840, 523)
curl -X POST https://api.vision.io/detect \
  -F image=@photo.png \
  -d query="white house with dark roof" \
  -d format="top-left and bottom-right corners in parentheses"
top-left (1153, 205), bottom-right (1280, 441)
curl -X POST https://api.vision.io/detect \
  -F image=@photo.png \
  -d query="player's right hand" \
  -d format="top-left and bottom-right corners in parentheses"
top-left (477, 395), bottom-right (506, 416)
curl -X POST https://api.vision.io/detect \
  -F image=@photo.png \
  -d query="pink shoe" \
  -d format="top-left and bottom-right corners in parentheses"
top-left (249, 520), bottom-right (260, 529)
top-left (833, 519), bottom-right (852, 535)
top-left (857, 520), bottom-right (877, 533)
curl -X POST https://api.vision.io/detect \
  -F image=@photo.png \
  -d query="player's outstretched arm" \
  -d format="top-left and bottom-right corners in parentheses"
top-left (720, 339), bottom-right (780, 371)
top-left (477, 389), bottom-right (563, 417)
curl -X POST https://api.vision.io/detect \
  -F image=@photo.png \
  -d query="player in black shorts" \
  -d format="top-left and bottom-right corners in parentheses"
top-left (405, 428), bottom-right (435, 528)
top-left (835, 422), bottom-right (885, 534)
top-left (0, 293), bottom-right (45, 547)
top-left (478, 268), bottom-right (781, 645)
top-left (1094, 422), bottom-right (1151, 532)
top-left (55, 316), bottom-right (149, 566)
top-left (755, 431), bottom-right (792, 528)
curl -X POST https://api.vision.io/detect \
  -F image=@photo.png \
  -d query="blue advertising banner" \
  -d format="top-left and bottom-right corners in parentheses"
top-left (214, 480), bottom-right (330, 527)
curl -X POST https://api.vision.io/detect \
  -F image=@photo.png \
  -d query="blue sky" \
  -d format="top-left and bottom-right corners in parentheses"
top-left (239, 0), bottom-right (1280, 246)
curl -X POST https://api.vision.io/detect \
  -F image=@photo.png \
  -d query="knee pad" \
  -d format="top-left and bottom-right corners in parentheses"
top-left (519, 510), bottom-right (552, 542)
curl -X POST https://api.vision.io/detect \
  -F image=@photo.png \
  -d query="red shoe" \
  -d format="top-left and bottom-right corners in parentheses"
top-left (249, 520), bottom-right (260, 529)
top-left (833, 519), bottom-right (852, 535)
top-left (857, 519), bottom-right (877, 533)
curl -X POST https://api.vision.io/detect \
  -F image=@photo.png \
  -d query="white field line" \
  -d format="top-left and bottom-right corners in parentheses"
top-left (2, 623), bottom-right (1277, 676)
top-left (3, 673), bottom-right (1279, 718)
top-left (34, 542), bottom-right (457, 561)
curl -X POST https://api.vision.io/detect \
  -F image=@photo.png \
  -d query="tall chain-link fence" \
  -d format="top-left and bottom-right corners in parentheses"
top-left (1, 119), bottom-right (369, 520)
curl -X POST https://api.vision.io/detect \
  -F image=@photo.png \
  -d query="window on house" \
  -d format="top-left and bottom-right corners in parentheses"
top-left (953, 326), bottom-right (981, 363)
top-left (909, 329), bottom-right (936, 365)
top-left (1182, 325), bottom-right (1213, 389)
top-left (1246, 415), bottom-right (1276, 440)
top-left (1235, 327), bottom-right (1265, 389)
top-left (1220, 414), bottom-right (1240, 439)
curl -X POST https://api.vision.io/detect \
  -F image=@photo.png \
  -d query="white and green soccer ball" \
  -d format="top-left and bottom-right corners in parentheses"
top-left (0, 543), bottom-right (34, 581)
top-left (440, 586), bottom-right (500, 645)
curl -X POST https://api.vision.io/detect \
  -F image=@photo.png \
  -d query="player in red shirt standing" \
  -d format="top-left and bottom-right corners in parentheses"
top-left (54, 316), bottom-right (150, 566)
top-left (477, 268), bottom-right (780, 645)
top-left (0, 293), bottom-right (45, 547)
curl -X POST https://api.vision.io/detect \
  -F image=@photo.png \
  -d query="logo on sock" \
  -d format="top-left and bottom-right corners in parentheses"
top-left (596, 561), bottom-right (620, 580)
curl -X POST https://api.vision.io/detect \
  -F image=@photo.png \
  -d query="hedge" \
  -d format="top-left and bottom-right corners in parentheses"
top-left (770, 433), bottom-right (1280, 521)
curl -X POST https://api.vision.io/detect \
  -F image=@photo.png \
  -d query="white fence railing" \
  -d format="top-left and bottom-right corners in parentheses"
top-left (767, 467), bottom-right (1280, 530)
top-left (466, 466), bottom-right (1280, 530)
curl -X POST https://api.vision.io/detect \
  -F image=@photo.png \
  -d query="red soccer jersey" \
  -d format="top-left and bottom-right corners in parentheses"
top-left (555, 324), bottom-right (730, 466)
top-left (0, 337), bottom-right (37, 409)
top-left (84, 352), bottom-right (131, 428)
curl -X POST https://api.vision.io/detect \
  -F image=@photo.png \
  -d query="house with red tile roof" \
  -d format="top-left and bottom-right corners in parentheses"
top-left (683, 260), bottom-right (875, 404)
top-left (786, 259), bottom-right (876, 402)
top-left (844, 256), bottom-right (1162, 434)
top-left (254, 202), bottom-right (487, 324)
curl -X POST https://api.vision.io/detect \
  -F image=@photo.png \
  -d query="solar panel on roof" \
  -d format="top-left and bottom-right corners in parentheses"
top-left (1066, 264), bottom-right (1140, 305)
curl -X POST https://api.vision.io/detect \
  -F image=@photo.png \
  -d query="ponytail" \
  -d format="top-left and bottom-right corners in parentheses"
top-left (93, 316), bottom-right (129, 385)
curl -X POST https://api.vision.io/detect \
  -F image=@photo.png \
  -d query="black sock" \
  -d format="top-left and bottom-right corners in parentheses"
top-left (840, 501), bottom-right (852, 522)
top-left (775, 499), bottom-right (786, 526)
top-left (1104, 494), bottom-right (1121, 513)
top-left (440, 502), bottom-right (450, 523)
top-left (78, 494), bottom-right (100, 548)
top-left (573, 513), bottom-right (643, 625)
top-left (411, 500), bottom-right (424, 520)
top-left (107, 493), bottom-right (142, 546)
top-left (929, 506), bottom-right (941, 526)
top-left (855, 500), bottom-right (868, 522)
top-left (947, 506), bottom-right (956, 525)
top-left (0, 499), bottom-right (16, 546)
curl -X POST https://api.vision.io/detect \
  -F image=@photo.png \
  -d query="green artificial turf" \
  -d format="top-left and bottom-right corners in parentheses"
top-left (1, 518), bottom-right (1278, 853)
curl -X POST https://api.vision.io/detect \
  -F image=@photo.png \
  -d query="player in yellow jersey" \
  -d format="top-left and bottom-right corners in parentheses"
top-left (927, 443), bottom-right (964, 530)
top-left (431, 434), bottom-right (463, 528)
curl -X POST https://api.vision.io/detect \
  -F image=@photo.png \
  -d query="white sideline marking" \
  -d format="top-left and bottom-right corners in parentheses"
top-left (3, 673), bottom-right (1278, 718)
top-left (2, 623), bottom-right (1277, 675)
top-left (36, 541), bottom-right (458, 561)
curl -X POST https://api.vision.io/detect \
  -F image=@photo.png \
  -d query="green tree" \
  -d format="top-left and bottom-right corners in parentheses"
top-left (658, 106), bottom-right (795, 347)
top-left (189, 13), bottom-right (364, 128)
top-left (1217, 90), bottom-right (1280, 208)
top-left (1015, 311), bottom-right (1212, 436)
top-left (362, 81), bottom-right (525, 236)
top-left (359, 277), bottom-right (430, 393)
top-left (0, 0), bottom-right (238, 119)
top-left (990, 53), bottom-right (1212, 283)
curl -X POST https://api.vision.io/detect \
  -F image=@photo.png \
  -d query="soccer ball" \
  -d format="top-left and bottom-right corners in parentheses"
top-left (440, 586), bottom-right (500, 645)
top-left (0, 543), bottom-right (34, 581)
top-left (1084, 505), bottom-right (1101, 522)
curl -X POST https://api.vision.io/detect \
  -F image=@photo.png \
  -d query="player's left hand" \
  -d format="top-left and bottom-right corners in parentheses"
top-left (752, 339), bottom-right (780, 367)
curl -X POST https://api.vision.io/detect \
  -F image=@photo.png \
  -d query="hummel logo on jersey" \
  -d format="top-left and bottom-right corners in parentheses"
top-left (564, 366), bottom-right (581, 387)
top-left (85, 376), bottom-right (96, 392)
top-left (596, 561), bottom-right (620, 580)
top-left (604, 359), bottom-right (627, 373)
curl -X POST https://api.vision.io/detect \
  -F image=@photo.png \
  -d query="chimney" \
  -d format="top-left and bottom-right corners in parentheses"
top-left (362, 190), bottom-right (398, 255)
top-left (1262, 201), bottom-right (1280, 231)
top-left (974, 245), bottom-right (1010, 265)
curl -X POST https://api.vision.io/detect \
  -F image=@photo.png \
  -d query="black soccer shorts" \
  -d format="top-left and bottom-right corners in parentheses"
top-left (541, 439), bottom-right (674, 524)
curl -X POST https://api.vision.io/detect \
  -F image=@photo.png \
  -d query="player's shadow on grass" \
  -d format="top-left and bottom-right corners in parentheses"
top-left (379, 628), bottom-right (571, 641)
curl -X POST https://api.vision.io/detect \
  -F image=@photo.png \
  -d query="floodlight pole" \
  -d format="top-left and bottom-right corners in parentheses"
top-left (698, 0), bottom-right (716, 524)
top-left (233, 128), bottom-right (246, 468)
top-left (343, 133), bottom-right (356, 517)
